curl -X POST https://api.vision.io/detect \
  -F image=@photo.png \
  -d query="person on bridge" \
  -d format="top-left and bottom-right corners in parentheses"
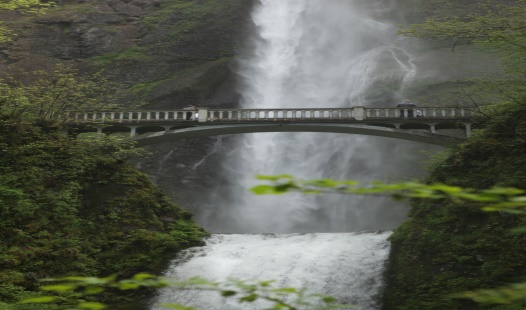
top-left (396, 100), bottom-right (416, 117)
top-left (183, 105), bottom-right (197, 120)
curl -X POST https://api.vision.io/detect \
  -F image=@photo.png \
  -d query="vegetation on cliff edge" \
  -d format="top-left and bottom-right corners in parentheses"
top-left (0, 67), bottom-right (208, 308)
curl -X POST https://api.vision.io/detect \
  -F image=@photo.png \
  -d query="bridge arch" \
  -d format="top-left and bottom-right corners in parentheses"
top-left (133, 123), bottom-right (465, 147)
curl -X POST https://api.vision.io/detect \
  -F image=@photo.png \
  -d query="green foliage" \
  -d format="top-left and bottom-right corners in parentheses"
top-left (252, 175), bottom-right (526, 214)
top-left (91, 47), bottom-right (152, 66)
top-left (0, 65), bottom-right (122, 121)
top-left (20, 274), bottom-right (352, 310)
top-left (382, 105), bottom-right (526, 307)
top-left (142, 0), bottom-right (246, 49)
top-left (251, 175), bottom-right (526, 309)
top-left (0, 0), bottom-right (54, 42)
top-left (0, 75), bottom-right (207, 307)
top-left (400, 1), bottom-right (526, 92)
top-left (0, 0), bottom-right (53, 13)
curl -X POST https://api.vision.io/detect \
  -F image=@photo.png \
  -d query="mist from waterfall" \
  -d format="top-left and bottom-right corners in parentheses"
top-left (196, 0), bottom-right (421, 234)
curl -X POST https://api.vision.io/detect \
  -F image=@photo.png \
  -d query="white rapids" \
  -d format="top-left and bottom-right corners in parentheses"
top-left (151, 232), bottom-right (391, 310)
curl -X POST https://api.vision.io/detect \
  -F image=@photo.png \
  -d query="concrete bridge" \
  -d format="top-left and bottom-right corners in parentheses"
top-left (64, 106), bottom-right (481, 147)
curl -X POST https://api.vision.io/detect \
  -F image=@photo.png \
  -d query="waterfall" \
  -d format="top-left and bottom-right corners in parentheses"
top-left (152, 0), bottom-right (428, 309)
top-left (197, 0), bottom-right (420, 234)
top-left (152, 232), bottom-right (391, 310)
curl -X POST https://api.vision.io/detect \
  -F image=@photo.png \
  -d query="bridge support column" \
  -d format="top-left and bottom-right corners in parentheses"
top-left (129, 126), bottom-right (137, 137)
top-left (198, 108), bottom-right (208, 123)
top-left (354, 106), bottom-right (365, 120)
top-left (464, 123), bottom-right (472, 138)
top-left (96, 126), bottom-right (103, 136)
top-left (429, 124), bottom-right (436, 134)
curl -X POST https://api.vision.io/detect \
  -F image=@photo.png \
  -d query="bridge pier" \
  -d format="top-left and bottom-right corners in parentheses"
top-left (429, 124), bottom-right (436, 134)
top-left (129, 126), bottom-right (137, 137)
top-left (198, 108), bottom-right (208, 122)
top-left (464, 123), bottom-right (472, 137)
top-left (354, 106), bottom-right (365, 121)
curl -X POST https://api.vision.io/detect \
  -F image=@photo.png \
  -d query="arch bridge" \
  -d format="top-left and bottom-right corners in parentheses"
top-left (64, 106), bottom-right (482, 147)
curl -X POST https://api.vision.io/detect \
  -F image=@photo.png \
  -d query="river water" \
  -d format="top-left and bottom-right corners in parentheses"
top-left (151, 0), bottom-right (424, 309)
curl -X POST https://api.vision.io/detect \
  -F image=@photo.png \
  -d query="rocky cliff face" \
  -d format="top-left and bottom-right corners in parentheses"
top-left (0, 0), bottom-right (256, 215)
top-left (1, 0), bottom-right (253, 107)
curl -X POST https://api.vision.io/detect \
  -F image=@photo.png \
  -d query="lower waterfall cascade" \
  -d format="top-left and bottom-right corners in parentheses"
top-left (151, 232), bottom-right (391, 310)
top-left (151, 0), bottom-right (426, 309)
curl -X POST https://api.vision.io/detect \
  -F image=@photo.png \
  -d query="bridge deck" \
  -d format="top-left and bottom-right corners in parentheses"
top-left (63, 107), bottom-right (482, 146)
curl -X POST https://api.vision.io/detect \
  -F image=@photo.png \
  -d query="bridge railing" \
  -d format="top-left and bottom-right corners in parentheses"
top-left (64, 110), bottom-right (198, 122)
top-left (365, 107), bottom-right (477, 118)
top-left (205, 108), bottom-right (357, 121)
top-left (63, 107), bottom-right (477, 123)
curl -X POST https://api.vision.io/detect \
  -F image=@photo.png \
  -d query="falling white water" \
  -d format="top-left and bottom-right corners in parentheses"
top-left (196, 0), bottom-right (421, 233)
top-left (152, 232), bottom-right (391, 310)
top-left (153, 1), bottom-right (428, 309)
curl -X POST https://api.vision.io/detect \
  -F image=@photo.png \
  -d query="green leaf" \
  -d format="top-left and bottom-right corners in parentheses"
top-left (256, 174), bottom-right (294, 181)
top-left (78, 302), bottom-right (107, 310)
top-left (322, 296), bottom-right (336, 303)
top-left (118, 282), bottom-right (140, 290)
top-left (132, 273), bottom-right (157, 280)
top-left (21, 296), bottom-right (58, 303)
top-left (271, 287), bottom-right (298, 294)
top-left (251, 185), bottom-right (285, 195)
top-left (85, 286), bottom-right (105, 294)
top-left (41, 284), bottom-right (76, 292)
top-left (240, 293), bottom-right (258, 302)
top-left (221, 290), bottom-right (237, 297)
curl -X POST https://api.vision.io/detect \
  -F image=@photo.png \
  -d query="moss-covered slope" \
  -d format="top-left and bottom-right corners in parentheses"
top-left (0, 117), bottom-right (208, 307)
top-left (383, 103), bottom-right (526, 309)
